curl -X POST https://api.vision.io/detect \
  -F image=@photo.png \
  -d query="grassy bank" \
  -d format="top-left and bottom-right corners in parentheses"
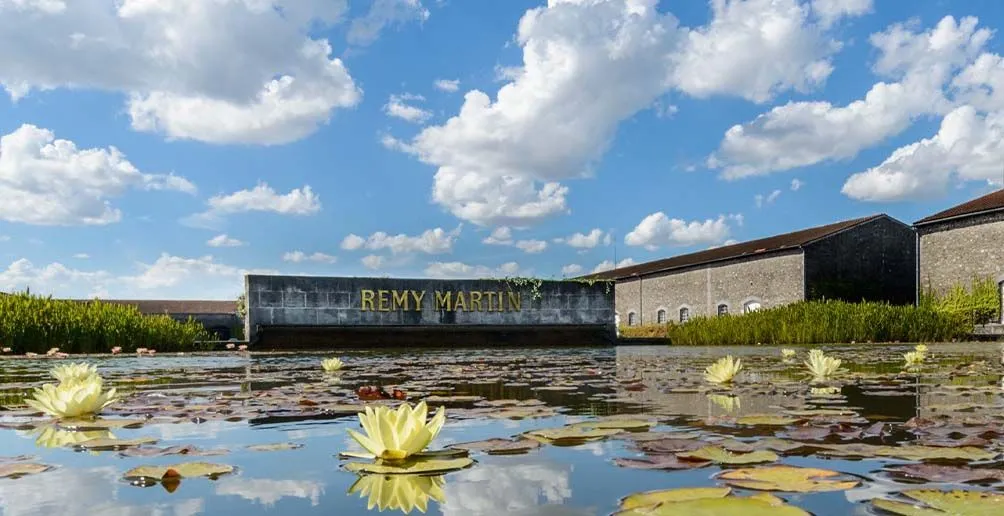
top-left (0, 292), bottom-right (211, 354)
top-left (619, 324), bottom-right (669, 339)
top-left (662, 300), bottom-right (969, 346)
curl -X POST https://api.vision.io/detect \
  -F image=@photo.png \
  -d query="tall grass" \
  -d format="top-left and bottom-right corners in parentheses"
top-left (920, 276), bottom-right (999, 325)
top-left (619, 324), bottom-right (669, 339)
top-left (665, 300), bottom-right (969, 346)
top-left (0, 292), bottom-right (211, 354)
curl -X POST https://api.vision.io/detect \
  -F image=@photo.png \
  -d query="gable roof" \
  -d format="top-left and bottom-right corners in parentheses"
top-left (582, 215), bottom-right (886, 281)
top-left (76, 299), bottom-right (237, 315)
top-left (914, 189), bottom-right (1004, 226)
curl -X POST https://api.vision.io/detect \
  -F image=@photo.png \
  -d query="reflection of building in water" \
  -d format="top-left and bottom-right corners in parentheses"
top-left (440, 459), bottom-right (587, 516)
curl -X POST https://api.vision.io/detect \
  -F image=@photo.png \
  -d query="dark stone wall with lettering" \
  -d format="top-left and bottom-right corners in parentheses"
top-left (244, 275), bottom-right (616, 345)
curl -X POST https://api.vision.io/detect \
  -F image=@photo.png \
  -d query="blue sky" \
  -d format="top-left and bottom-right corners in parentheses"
top-left (1, 0), bottom-right (1003, 299)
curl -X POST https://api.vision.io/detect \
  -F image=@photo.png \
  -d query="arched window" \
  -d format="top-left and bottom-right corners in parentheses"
top-left (679, 307), bottom-right (690, 323)
top-left (717, 304), bottom-right (729, 316)
top-left (743, 301), bottom-right (762, 313)
top-left (657, 309), bottom-right (667, 324)
top-left (627, 312), bottom-right (637, 326)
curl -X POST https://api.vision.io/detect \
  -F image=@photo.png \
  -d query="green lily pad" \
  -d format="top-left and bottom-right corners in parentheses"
top-left (717, 465), bottom-right (860, 492)
top-left (523, 426), bottom-right (623, 445)
top-left (57, 418), bottom-right (146, 431)
top-left (871, 489), bottom-right (1004, 516)
top-left (0, 463), bottom-right (52, 478)
top-left (615, 492), bottom-right (809, 515)
top-left (245, 442), bottom-right (303, 452)
top-left (342, 457), bottom-right (474, 475)
top-left (818, 444), bottom-right (997, 461)
top-left (412, 449), bottom-right (470, 459)
top-left (123, 462), bottom-right (235, 480)
top-left (620, 487), bottom-right (730, 510)
top-left (677, 447), bottom-right (778, 465)
top-left (569, 419), bottom-right (656, 431)
top-left (75, 437), bottom-right (158, 451)
top-left (449, 438), bottom-right (542, 455)
top-left (735, 415), bottom-right (800, 426)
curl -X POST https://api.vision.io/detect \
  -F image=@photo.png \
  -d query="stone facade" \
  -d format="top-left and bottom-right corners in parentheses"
top-left (918, 211), bottom-right (1004, 296)
top-left (615, 250), bottom-right (804, 325)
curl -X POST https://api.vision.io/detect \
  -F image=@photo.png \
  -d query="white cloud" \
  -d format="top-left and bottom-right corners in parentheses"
top-left (207, 234), bottom-right (245, 248)
top-left (1, 1), bottom-right (364, 144)
top-left (184, 182), bottom-right (321, 228)
top-left (515, 239), bottom-right (547, 254)
top-left (424, 261), bottom-right (526, 279)
top-left (434, 78), bottom-right (460, 92)
top-left (340, 226), bottom-right (461, 254)
top-left (482, 226), bottom-right (513, 245)
top-left (384, 93), bottom-right (432, 123)
top-left (361, 255), bottom-right (385, 270)
top-left (0, 258), bottom-right (110, 297)
top-left (347, 0), bottom-right (430, 47)
top-left (440, 460), bottom-right (575, 516)
top-left (216, 478), bottom-right (324, 508)
top-left (0, 124), bottom-right (195, 226)
top-left (560, 264), bottom-right (583, 277)
top-left (625, 213), bottom-right (737, 249)
top-left (790, 178), bottom-right (805, 191)
top-left (591, 258), bottom-right (636, 274)
top-left (709, 16), bottom-right (992, 178)
top-left (282, 251), bottom-right (337, 264)
top-left (72, 253), bottom-right (89, 259)
top-left (754, 189), bottom-right (782, 207)
top-left (555, 229), bottom-right (607, 249)
top-left (811, 0), bottom-right (872, 27)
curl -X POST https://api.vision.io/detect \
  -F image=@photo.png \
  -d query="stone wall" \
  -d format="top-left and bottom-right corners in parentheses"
top-left (803, 215), bottom-right (916, 305)
top-left (614, 250), bottom-right (805, 324)
top-left (244, 275), bottom-right (615, 345)
top-left (168, 313), bottom-right (242, 340)
top-left (918, 212), bottom-right (1004, 296)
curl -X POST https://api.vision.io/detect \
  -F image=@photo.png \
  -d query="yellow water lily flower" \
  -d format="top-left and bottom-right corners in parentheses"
top-left (781, 349), bottom-right (796, 360)
top-left (708, 394), bottom-right (741, 413)
top-left (805, 349), bottom-right (841, 380)
top-left (811, 386), bottom-right (841, 396)
top-left (704, 356), bottom-right (742, 384)
top-left (28, 426), bottom-right (114, 448)
top-left (50, 362), bottom-right (99, 384)
top-left (348, 474), bottom-right (446, 514)
top-left (903, 351), bottom-right (925, 366)
top-left (322, 357), bottom-right (344, 372)
top-left (25, 376), bottom-right (119, 419)
top-left (347, 401), bottom-right (446, 460)
top-left (914, 344), bottom-right (928, 355)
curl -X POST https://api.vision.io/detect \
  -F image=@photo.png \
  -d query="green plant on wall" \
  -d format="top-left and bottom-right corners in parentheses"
top-left (919, 276), bottom-right (999, 325)
top-left (236, 293), bottom-right (248, 320)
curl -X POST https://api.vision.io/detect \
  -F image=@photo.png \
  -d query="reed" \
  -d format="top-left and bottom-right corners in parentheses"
top-left (0, 291), bottom-right (212, 354)
top-left (665, 300), bottom-right (969, 346)
top-left (619, 324), bottom-right (669, 339)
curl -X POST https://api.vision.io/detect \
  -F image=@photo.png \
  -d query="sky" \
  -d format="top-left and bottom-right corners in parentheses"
top-left (1, 0), bottom-right (1003, 300)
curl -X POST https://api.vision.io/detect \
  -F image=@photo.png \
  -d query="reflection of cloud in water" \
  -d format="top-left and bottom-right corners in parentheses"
top-left (0, 466), bottom-right (203, 516)
top-left (441, 459), bottom-right (584, 516)
top-left (155, 420), bottom-right (231, 441)
top-left (216, 478), bottom-right (324, 507)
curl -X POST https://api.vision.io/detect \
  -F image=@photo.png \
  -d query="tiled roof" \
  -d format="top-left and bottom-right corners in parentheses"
top-left (914, 189), bottom-right (1004, 225)
top-left (582, 215), bottom-right (886, 280)
top-left (76, 299), bottom-right (237, 314)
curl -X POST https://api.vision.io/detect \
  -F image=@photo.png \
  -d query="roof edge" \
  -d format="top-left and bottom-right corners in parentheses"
top-left (914, 206), bottom-right (1004, 227)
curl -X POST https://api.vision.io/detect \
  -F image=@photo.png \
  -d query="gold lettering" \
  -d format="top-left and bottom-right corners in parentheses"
top-left (378, 290), bottom-right (391, 312)
top-left (361, 289), bottom-right (375, 311)
top-left (454, 291), bottom-right (468, 311)
top-left (507, 291), bottom-right (521, 312)
top-left (410, 290), bottom-right (425, 311)
top-left (435, 291), bottom-right (452, 311)
top-left (392, 290), bottom-right (409, 311)
top-left (485, 291), bottom-right (495, 312)
top-left (470, 291), bottom-right (483, 311)
top-left (497, 291), bottom-right (504, 311)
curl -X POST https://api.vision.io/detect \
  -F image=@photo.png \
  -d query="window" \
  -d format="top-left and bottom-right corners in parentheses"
top-left (744, 301), bottom-right (762, 313)
top-left (657, 309), bottom-right (667, 324)
top-left (627, 312), bottom-right (637, 326)
top-left (717, 304), bottom-right (729, 316)
top-left (679, 307), bottom-right (690, 323)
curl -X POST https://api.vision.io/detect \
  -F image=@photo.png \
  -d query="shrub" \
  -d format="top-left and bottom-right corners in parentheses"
top-left (619, 324), bottom-right (669, 339)
top-left (665, 300), bottom-right (969, 346)
top-left (920, 276), bottom-right (999, 325)
top-left (0, 291), bottom-right (212, 354)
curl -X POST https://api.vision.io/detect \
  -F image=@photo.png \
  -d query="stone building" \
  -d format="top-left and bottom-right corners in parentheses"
top-left (914, 189), bottom-right (1004, 316)
top-left (585, 214), bottom-right (916, 326)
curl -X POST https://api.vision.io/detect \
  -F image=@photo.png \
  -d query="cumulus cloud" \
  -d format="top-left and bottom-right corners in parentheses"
top-left (282, 251), bottom-right (337, 264)
top-left (183, 182), bottom-right (321, 228)
top-left (811, 0), bottom-right (872, 27)
top-left (482, 227), bottom-right (513, 245)
top-left (592, 258), bottom-right (637, 274)
top-left (207, 234), bottom-right (245, 248)
top-left (361, 255), bottom-right (385, 270)
top-left (384, 93), bottom-right (432, 124)
top-left (554, 229), bottom-right (608, 249)
top-left (434, 78), bottom-right (460, 92)
top-left (340, 226), bottom-right (461, 255)
top-left (0, 124), bottom-right (195, 226)
top-left (0, 1), bottom-right (368, 144)
top-left (347, 0), bottom-right (430, 47)
top-left (625, 213), bottom-right (738, 250)
top-left (424, 261), bottom-right (526, 279)
top-left (790, 178), bottom-right (805, 191)
top-left (560, 264), bottom-right (583, 276)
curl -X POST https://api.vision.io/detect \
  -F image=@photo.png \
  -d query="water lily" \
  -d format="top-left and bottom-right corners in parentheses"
top-left (25, 376), bottom-right (120, 419)
top-left (110, 346), bottom-right (122, 354)
top-left (811, 386), bottom-right (841, 396)
top-left (805, 349), bottom-right (841, 380)
top-left (346, 401), bottom-right (446, 460)
top-left (781, 349), bottom-right (796, 360)
top-left (50, 362), bottom-right (99, 384)
top-left (708, 394), bottom-right (741, 413)
top-left (348, 473), bottom-right (446, 514)
top-left (903, 351), bottom-right (925, 366)
top-left (704, 356), bottom-right (742, 384)
top-left (28, 426), bottom-right (114, 448)
top-left (322, 357), bottom-right (344, 372)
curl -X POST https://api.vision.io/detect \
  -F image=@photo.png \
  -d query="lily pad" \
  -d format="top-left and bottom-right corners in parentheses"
top-left (57, 418), bottom-right (146, 431)
top-left (449, 438), bottom-right (542, 455)
top-left (245, 442), bottom-right (303, 452)
top-left (0, 463), bottom-right (52, 478)
top-left (735, 415), bottom-right (800, 426)
top-left (885, 464), bottom-right (1004, 484)
top-left (523, 426), bottom-right (623, 445)
top-left (569, 419), bottom-right (656, 431)
top-left (616, 492), bottom-right (808, 516)
top-left (677, 447), bottom-right (778, 465)
top-left (818, 444), bottom-right (997, 461)
top-left (614, 455), bottom-right (711, 470)
top-left (75, 437), bottom-right (158, 451)
top-left (871, 489), bottom-right (1004, 515)
top-left (620, 487), bottom-right (730, 510)
top-left (123, 462), bottom-right (235, 480)
top-left (342, 457), bottom-right (474, 475)
top-left (717, 465), bottom-right (860, 492)
top-left (119, 445), bottom-right (229, 458)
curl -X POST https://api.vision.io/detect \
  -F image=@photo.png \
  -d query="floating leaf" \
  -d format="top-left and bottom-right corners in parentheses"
top-left (569, 419), bottom-right (656, 431)
top-left (123, 462), bottom-right (234, 480)
top-left (620, 487), bottom-right (730, 510)
top-left (735, 415), bottom-right (800, 426)
top-left (245, 442), bottom-right (303, 452)
top-left (412, 449), bottom-right (470, 460)
top-left (614, 455), bottom-right (710, 470)
top-left (717, 465), bottom-right (860, 492)
top-left (871, 489), bottom-right (1004, 516)
top-left (677, 447), bottom-right (778, 465)
top-left (0, 463), bottom-right (51, 478)
top-left (818, 444), bottom-right (997, 461)
top-left (616, 492), bottom-right (809, 516)
top-left (343, 457), bottom-right (474, 475)
top-left (57, 418), bottom-right (146, 431)
top-left (75, 437), bottom-right (158, 451)
top-left (885, 464), bottom-right (1004, 484)
top-left (523, 426), bottom-right (623, 445)
top-left (449, 438), bottom-right (542, 455)
top-left (119, 445), bottom-right (229, 458)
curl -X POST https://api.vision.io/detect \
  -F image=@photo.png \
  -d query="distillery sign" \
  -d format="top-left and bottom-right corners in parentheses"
top-left (359, 289), bottom-right (522, 312)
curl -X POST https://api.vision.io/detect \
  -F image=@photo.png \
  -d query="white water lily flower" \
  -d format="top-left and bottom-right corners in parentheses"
top-left (781, 349), bottom-right (796, 360)
top-left (322, 357), bottom-right (344, 372)
top-left (805, 349), bottom-right (842, 380)
top-left (704, 356), bottom-right (742, 384)
top-left (347, 401), bottom-right (446, 460)
top-left (50, 362), bottom-right (99, 384)
top-left (25, 376), bottom-right (119, 419)
top-left (914, 344), bottom-right (928, 355)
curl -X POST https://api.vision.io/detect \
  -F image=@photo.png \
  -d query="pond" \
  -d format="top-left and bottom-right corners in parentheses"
top-left (1, 343), bottom-right (1003, 515)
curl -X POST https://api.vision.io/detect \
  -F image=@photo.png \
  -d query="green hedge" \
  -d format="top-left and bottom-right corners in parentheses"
top-left (920, 276), bottom-right (999, 325)
top-left (0, 292), bottom-right (211, 354)
top-left (665, 300), bottom-right (969, 346)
